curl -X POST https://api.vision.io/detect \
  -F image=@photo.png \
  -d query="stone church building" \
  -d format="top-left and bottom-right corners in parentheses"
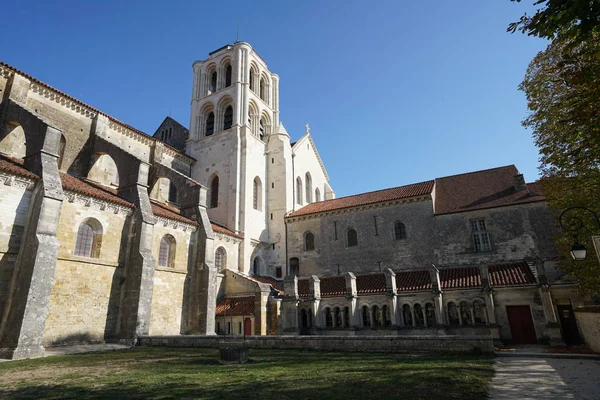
top-left (0, 42), bottom-right (589, 359)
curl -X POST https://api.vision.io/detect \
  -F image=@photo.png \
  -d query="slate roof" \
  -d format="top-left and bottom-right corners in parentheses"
top-left (287, 180), bottom-right (435, 218)
top-left (488, 261), bottom-right (536, 286)
top-left (395, 270), bottom-right (432, 292)
top-left (439, 267), bottom-right (482, 289)
top-left (433, 165), bottom-right (546, 215)
top-left (215, 296), bottom-right (255, 316)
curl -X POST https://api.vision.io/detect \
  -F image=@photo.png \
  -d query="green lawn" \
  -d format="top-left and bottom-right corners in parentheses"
top-left (0, 347), bottom-right (494, 400)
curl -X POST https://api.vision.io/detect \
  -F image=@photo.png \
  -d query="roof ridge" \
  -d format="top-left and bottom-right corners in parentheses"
top-left (315, 179), bottom-right (435, 203)
top-left (0, 61), bottom-right (195, 162)
top-left (436, 164), bottom-right (516, 180)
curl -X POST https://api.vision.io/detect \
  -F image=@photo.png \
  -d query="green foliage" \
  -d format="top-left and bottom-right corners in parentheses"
top-left (0, 347), bottom-right (494, 400)
top-left (520, 32), bottom-right (600, 293)
top-left (508, 0), bottom-right (600, 39)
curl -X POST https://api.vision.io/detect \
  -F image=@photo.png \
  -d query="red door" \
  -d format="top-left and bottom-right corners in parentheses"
top-left (506, 305), bottom-right (537, 344)
top-left (244, 318), bottom-right (252, 336)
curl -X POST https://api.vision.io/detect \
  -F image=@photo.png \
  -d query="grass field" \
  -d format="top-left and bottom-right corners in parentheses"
top-left (0, 347), bottom-right (494, 399)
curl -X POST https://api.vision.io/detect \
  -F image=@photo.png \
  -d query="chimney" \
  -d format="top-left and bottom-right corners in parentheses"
top-left (514, 174), bottom-right (526, 191)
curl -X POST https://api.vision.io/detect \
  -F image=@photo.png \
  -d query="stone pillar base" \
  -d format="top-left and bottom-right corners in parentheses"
top-left (0, 345), bottom-right (45, 360)
top-left (546, 324), bottom-right (564, 346)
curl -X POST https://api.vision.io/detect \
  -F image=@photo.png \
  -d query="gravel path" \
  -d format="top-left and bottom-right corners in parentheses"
top-left (489, 357), bottom-right (600, 399)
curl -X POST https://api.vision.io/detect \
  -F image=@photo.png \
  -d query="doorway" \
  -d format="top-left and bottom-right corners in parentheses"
top-left (244, 318), bottom-right (252, 336)
top-left (557, 304), bottom-right (582, 345)
top-left (506, 305), bottom-right (537, 344)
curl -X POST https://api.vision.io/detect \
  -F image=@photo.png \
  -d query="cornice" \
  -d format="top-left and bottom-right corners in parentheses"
top-left (155, 215), bottom-right (197, 233)
top-left (65, 190), bottom-right (133, 216)
top-left (108, 120), bottom-right (154, 147)
top-left (30, 82), bottom-right (98, 118)
top-left (0, 171), bottom-right (36, 190)
top-left (215, 232), bottom-right (242, 244)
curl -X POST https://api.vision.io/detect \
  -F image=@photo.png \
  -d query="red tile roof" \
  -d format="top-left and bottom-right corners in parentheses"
top-left (247, 275), bottom-right (284, 294)
top-left (489, 261), bottom-right (536, 286)
top-left (61, 174), bottom-right (134, 208)
top-left (0, 61), bottom-right (195, 162)
top-left (151, 202), bottom-right (198, 226)
top-left (211, 222), bottom-right (244, 239)
top-left (320, 276), bottom-right (347, 297)
top-left (440, 267), bottom-right (482, 289)
top-left (356, 273), bottom-right (388, 294)
top-left (434, 165), bottom-right (546, 215)
top-left (216, 296), bottom-right (255, 316)
top-left (395, 270), bottom-right (432, 292)
top-left (298, 279), bottom-right (311, 298)
top-left (0, 154), bottom-right (38, 180)
top-left (287, 180), bottom-right (435, 218)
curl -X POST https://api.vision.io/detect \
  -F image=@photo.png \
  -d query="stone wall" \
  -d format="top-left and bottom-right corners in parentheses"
top-left (149, 269), bottom-right (187, 335)
top-left (138, 334), bottom-right (494, 354)
top-left (286, 200), bottom-right (557, 277)
top-left (575, 306), bottom-right (600, 353)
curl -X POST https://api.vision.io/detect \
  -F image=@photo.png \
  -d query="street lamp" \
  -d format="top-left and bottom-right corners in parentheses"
top-left (559, 206), bottom-right (600, 261)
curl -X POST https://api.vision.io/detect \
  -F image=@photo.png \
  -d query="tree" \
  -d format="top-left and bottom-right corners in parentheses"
top-left (508, 0), bottom-right (600, 39)
top-left (520, 32), bottom-right (600, 293)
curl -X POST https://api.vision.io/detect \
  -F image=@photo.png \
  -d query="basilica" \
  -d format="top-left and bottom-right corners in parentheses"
top-left (0, 43), bottom-right (589, 359)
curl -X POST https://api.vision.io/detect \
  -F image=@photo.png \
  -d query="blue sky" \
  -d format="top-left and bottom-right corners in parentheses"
top-left (2, 1), bottom-right (547, 197)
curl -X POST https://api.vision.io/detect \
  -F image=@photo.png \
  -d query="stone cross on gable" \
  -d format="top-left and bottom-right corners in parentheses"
top-left (305, 123), bottom-right (310, 134)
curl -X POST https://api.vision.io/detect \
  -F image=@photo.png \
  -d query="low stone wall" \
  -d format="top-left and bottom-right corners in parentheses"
top-left (575, 306), bottom-right (600, 353)
top-left (138, 334), bottom-right (494, 355)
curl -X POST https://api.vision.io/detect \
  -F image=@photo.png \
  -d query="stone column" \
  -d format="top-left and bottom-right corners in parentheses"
top-left (0, 126), bottom-right (64, 359)
top-left (430, 266), bottom-right (445, 325)
top-left (308, 276), bottom-right (321, 329)
top-left (254, 287), bottom-right (270, 336)
top-left (280, 275), bottom-right (299, 334)
top-left (384, 268), bottom-right (398, 326)
top-left (534, 258), bottom-right (563, 345)
top-left (344, 272), bottom-right (358, 328)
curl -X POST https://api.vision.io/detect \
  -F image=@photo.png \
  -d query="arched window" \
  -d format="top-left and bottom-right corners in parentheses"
top-left (414, 304), bottom-right (425, 327)
top-left (325, 308), bottom-right (333, 328)
top-left (168, 182), bottom-right (177, 204)
top-left (225, 64), bottom-right (232, 87)
top-left (296, 177), bottom-right (303, 205)
top-left (425, 303), bottom-right (436, 327)
top-left (372, 305), bottom-right (381, 326)
top-left (58, 134), bottom-right (66, 170)
top-left (250, 67), bottom-right (257, 92)
top-left (448, 302), bottom-right (460, 326)
top-left (473, 300), bottom-right (487, 325)
top-left (215, 247), bottom-right (227, 271)
top-left (289, 257), bottom-right (299, 276)
top-left (158, 235), bottom-right (176, 268)
top-left (305, 232), bottom-right (315, 251)
top-left (347, 229), bottom-right (358, 247)
top-left (210, 71), bottom-right (217, 93)
top-left (460, 301), bottom-right (473, 325)
top-left (362, 305), bottom-right (371, 327)
top-left (403, 304), bottom-right (413, 326)
top-left (75, 219), bottom-right (102, 258)
top-left (334, 307), bottom-right (342, 327)
top-left (305, 172), bottom-right (312, 203)
top-left (344, 306), bottom-right (350, 328)
top-left (253, 257), bottom-right (260, 275)
top-left (394, 222), bottom-right (407, 240)
top-left (315, 187), bottom-right (321, 202)
top-left (253, 177), bottom-right (262, 210)
top-left (205, 112), bottom-right (215, 136)
top-left (259, 118), bottom-right (265, 140)
top-left (260, 77), bottom-right (267, 101)
top-left (209, 175), bottom-right (219, 208)
top-left (223, 106), bottom-right (233, 130)
top-left (382, 305), bottom-right (391, 326)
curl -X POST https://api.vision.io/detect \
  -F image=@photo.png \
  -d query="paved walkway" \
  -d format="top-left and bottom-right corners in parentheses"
top-left (489, 357), bottom-right (600, 399)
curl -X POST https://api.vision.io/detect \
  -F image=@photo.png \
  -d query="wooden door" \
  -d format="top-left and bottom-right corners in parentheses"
top-left (244, 318), bottom-right (252, 336)
top-left (506, 305), bottom-right (537, 344)
top-left (557, 305), bottom-right (582, 345)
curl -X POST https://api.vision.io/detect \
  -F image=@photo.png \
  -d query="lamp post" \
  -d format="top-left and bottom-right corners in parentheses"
top-left (559, 206), bottom-right (600, 262)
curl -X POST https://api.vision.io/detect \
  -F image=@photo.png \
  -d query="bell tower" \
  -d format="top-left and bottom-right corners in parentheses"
top-left (186, 42), bottom-right (289, 275)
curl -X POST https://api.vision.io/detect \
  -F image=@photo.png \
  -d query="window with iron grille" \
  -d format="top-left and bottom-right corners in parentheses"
top-left (394, 221), bottom-right (407, 240)
top-left (75, 223), bottom-right (94, 257)
top-left (158, 238), bottom-right (170, 267)
top-left (215, 247), bottom-right (227, 271)
top-left (471, 219), bottom-right (491, 252)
